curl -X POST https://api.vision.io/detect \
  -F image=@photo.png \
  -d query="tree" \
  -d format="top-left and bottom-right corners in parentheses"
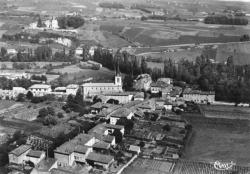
top-left (1, 47), bottom-right (7, 57)
top-left (162, 124), bottom-right (171, 131)
top-left (47, 107), bottom-right (55, 116)
top-left (37, 16), bottom-right (43, 28)
top-left (26, 91), bottom-right (33, 100)
top-left (240, 34), bottom-right (250, 42)
top-left (16, 93), bottom-right (25, 102)
top-left (38, 108), bottom-right (49, 118)
top-left (57, 112), bottom-right (64, 118)
top-left (107, 99), bottom-right (119, 104)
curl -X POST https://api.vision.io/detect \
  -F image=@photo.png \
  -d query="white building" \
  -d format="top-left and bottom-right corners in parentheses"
top-left (29, 84), bottom-right (52, 96)
top-left (7, 49), bottom-right (17, 55)
top-left (66, 84), bottom-right (79, 95)
top-left (183, 89), bottom-right (215, 104)
top-left (26, 150), bottom-right (46, 165)
top-left (44, 17), bottom-right (59, 29)
top-left (9, 145), bottom-right (32, 164)
top-left (81, 74), bottom-right (123, 99)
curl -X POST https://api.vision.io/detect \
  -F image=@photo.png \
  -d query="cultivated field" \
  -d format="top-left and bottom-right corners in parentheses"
top-left (183, 115), bottom-right (250, 166)
top-left (122, 158), bottom-right (175, 174)
top-left (216, 41), bottom-right (250, 65)
top-left (173, 160), bottom-right (250, 174)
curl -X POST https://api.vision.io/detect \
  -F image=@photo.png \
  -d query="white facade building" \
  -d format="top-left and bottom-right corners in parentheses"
top-left (81, 74), bottom-right (123, 99)
top-left (29, 84), bottom-right (52, 96)
top-left (66, 84), bottom-right (79, 95)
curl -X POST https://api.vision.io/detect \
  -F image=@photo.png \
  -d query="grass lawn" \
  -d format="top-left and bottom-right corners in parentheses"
top-left (184, 115), bottom-right (250, 166)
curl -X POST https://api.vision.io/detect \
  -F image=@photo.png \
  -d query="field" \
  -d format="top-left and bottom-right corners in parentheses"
top-left (201, 105), bottom-right (250, 120)
top-left (173, 160), bottom-right (250, 174)
top-left (51, 65), bottom-right (116, 84)
top-left (216, 41), bottom-right (250, 65)
top-left (183, 115), bottom-right (250, 166)
top-left (122, 158), bottom-right (175, 174)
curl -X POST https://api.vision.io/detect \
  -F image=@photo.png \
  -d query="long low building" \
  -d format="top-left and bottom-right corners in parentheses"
top-left (182, 89), bottom-right (215, 104)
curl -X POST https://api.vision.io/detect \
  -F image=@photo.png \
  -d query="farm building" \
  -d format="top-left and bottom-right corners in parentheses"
top-left (29, 84), bottom-right (52, 96)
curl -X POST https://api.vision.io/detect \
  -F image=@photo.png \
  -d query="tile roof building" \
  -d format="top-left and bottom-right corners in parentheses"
top-left (81, 74), bottom-right (122, 99)
top-left (9, 145), bottom-right (32, 164)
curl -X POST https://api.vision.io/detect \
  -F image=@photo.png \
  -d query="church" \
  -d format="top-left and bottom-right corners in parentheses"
top-left (81, 72), bottom-right (123, 100)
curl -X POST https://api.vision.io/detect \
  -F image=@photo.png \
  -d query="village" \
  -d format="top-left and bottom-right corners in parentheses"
top-left (0, 62), bottom-right (217, 174)
top-left (1, 0), bottom-right (250, 174)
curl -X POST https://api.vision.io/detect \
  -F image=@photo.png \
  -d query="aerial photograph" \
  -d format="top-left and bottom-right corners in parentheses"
top-left (0, 0), bottom-right (250, 173)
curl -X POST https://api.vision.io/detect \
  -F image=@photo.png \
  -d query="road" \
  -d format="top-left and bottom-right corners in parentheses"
top-left (125, 41), bottom-right (250, 56)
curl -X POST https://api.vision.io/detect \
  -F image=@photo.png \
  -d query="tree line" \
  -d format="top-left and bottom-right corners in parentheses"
top-left (93, 47), bottom-right (250, 103)
top-left (0, 46), bottom-right (75, 62)
top-left (57, 16), bottom-right (85, 29)
top-left (204, 15), bottom-right (248, 25)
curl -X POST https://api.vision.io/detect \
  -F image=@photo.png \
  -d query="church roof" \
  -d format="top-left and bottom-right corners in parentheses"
top-left (81, 83), bottom-right (119, 87)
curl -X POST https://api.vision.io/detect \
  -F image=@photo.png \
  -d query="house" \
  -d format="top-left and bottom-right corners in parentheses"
top-left (66, 84), bottom-right (79, 95)
top-left (182, 89), bottom-right (215, 104)
top-left (105, 124), bottom-right (125, 135)
top-left (89, 124), bottom-right (116, 146)
top-left (103, 92), bottom-right (134, 104)
top-left (7, 49), bottom-right (17, 55)
top-left (29, 84), bottom-right (52, 96)
top-left (54, 134), bottom-right (95, 167)
top-left (44, 17), bottom-right (59, 29)
top-left (9, 145), bottom-right (32, 164)
top-left (109, 108), bottom-right (133, 125)
top-left (30, 158), bottom-right (58, 174)
top-left (134, 92), bottom-right (144, 101)
top-left (93, 141), bottom-right (110, 152)
top-left (86, 152), bottom-right (114, 170)
top-left (0, 70), bottom-right (30, 80)
top-left (26, 150), bottom-right (46, 165)
top-left (150, 79), bottom-right (173, 95)
top-left (128, 145), bottom-right (141, 154)
top-left (81, 73), bottom-right (122, 99)
top-left (75, 47), bottom-right (83, 56)
top-left (164, 101), bottom-right (173, 110)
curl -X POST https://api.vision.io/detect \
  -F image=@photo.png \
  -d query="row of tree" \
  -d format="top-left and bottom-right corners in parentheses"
top-left (57, 16), bottom-right (85, 29)
top-left (204, 15), bottom-right (248, 25)
top-left (92, 47), bottom-right (250, 103)
top-left (0, 46), bottom-right (75, 62)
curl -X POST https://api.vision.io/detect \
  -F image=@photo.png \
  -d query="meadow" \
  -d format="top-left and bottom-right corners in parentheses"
top-left (183, 115), bottom-right (250, 166)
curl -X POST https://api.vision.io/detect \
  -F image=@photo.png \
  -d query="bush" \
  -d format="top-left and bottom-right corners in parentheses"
top-left (57, 112), bottom-right (64, 118)
top-left (16, 93), bottom-right (25, 102)
top-left (162, 124), bottom-right (171, 132)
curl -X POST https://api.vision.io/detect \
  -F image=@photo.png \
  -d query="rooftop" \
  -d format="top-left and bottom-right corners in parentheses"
top-left (81, 83), bottom-right (118, 87)
top-left (9, 145), bottom-right (31, 157)
top-left (66, 84), bottom-right (79, 89)
top-left (55, 134), bottom-right (93, 154)
top-left (110, 108), bottom-right (132, 118)
top-left (93, 141), bottom-right (110, 150)
top-left (183, 89), bottom-right (215, 95)
top-left (35, 158), bottom-right (57, 172)
top-left (29, 84), bottom-right (51, 89)
top-left (105, 124), bottom-right (124, 130)
top-left (86, 152), bottom-right (114, 164)
top-left (27, 150), bottom-right (44, 158)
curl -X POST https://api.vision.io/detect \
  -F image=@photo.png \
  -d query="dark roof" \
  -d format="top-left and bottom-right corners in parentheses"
top-left (86, 152), bottom-right (114, 164)
top-left (9, 145), bottom-right (31, 156)
top-left (183, 89), bottom-right (215, 95)
top-left (93, 141), bottom-right (110, 150)
top-left (27, 150), bottom-right (44, 158)
top-left (105, 124), bottom-right (124, 130)
top-left (102, 135), bottom-right (115, 143)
